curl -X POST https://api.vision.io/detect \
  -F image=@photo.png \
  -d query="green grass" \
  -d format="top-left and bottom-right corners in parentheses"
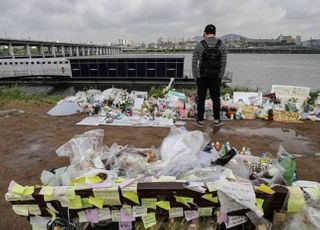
top-left (0, 86), bottom-right (63, 106)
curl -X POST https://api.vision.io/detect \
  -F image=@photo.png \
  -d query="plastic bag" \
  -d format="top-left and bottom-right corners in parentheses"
top-left (284, 205), bottom-right (320, 230)
top-left (179, 165), bottom-right (231, 182)
top-left (56, 129), bottom-right (105, 170)
top-left (277, 145), bottom-right (296, 186)
top-left (160, 127), bottom-right (210, 163)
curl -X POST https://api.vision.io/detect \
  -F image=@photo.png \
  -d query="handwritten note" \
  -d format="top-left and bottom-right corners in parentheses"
top-left (132, 206), bottom-right (147, 218)
top-left (120, 205), bottom-right (135, 222)
top-left (141, 198), bottom-right (157, 210)
top-left (112, 210), bottom-right (121, 222)
top-left (184, 210), bottom-right (199, 222)
top-left (78, 211), bottom-right (89, 223)
top-left (215, 179), bottom-right (257, 214)
top-left (142, 212), bottom-right (156, 229)
top-left (98, 208), bottom-right (111, 221)
top-left (175, 196), bottom-right (195, 208)
top-left (85, 209), bottom-right (99, 223)
top-left (169, 207), bottom-right (184, 219)
top-left (93, 186), bottom-right (121, 206)
top-left (218, 191), bottom-right (246, 214)
top-left (198, 207), bottom-right (213, 217)
top-left (68, 195), bottom-right (83, 209)
top-left (225, 216), bottom-right (248, 229)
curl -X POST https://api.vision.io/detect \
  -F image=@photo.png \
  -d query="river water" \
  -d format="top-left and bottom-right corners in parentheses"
top-left (224, 53), bottom-right (320, 92)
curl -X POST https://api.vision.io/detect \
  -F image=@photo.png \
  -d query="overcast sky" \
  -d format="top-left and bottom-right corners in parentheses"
top-left (0, 0), bottom-right (319, 43)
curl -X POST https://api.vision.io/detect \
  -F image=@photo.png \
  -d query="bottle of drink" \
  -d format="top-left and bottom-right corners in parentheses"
top-left (215, 142), bottom-right (221, 151)
top-left (226, 142), bottom-right (231, 151)
top-left (244, 147), bottom-right (251, 155)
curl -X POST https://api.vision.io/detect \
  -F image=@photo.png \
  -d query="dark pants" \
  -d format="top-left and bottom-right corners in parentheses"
top-left (197, 78), bottom-right (221, 121)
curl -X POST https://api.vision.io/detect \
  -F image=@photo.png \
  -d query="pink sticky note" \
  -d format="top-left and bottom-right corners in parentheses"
top-left (120, 210), bottom-right (135, 222)
top-left (89, 181), bottom-right (113, 189)
top-left (85, 209), bottom-right (99, 223)
top-left (119, 222), bottom-right (132, 230)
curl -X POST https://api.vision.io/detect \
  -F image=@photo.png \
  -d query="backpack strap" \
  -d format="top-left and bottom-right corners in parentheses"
top-left (201, 40), bottom-right (209, 49)
top-left (215, 39), bottom-right (222, 48)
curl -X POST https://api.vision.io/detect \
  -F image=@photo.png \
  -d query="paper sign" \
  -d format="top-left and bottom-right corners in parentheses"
top-left (202, 194), bottom-right (218, 203)
top-left (141, 198), bottom-right (157, 210)
top-left (89, 196), bottom-right (104, 209)
top-left (156, 201), bottom-right (171, 210)
top-left (85, 209), bottom-right (99, 223)
top-left (271, 85), bottom-right (310, 104)
top-left (98, 208), bottom-right (111, 221)
top-left (112, 210), bottom-right (121, 222)
top-left (225, 216), bottom-right (248, 229)
top-left (132, 206), bottom-right (147, 218)
top-left (256, 184), bottom-right (275, 195)
top-left (119, 222), bottom-right (132, 230)
top-left (68, 195), bottom-right (83, 209)
top-left (39, 186), bottom-right (54, 196)
top-left (206, 182), bottom-right (217, 192)
top-left (93, 186), bottom-right (121, 206)
top-left (122, 191), bottom-right (140, 205)
top-left (233, 92), bottom-right (263, 105)
top-left (169, 207), bottom-right (184, 219)
top-left (256, 198), bottom-right (264, 213)
top-left (215, 180), bottom-right (258, 215)
top-left (198, 207), bottom-right (213, 217)
top-left (287, 187), bottom-right (305, 213)
top-left (142, 212), bottom-right (156, 229)
top-left (78, 211), bottom-right (89, 223)
top-left (218, 191), bottom-right (246, 214)
top-left (184, 210), bottom-right (199, 222)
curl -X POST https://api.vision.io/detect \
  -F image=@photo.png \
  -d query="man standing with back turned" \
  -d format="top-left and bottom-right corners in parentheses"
top-left (192, 24), bottom-right (227, 127)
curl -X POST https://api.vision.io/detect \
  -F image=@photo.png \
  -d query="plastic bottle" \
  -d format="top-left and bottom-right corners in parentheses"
top-left (226, 142), bottom-right (231, 151)
top-left (244, 147), bottom-right (251, 155)
top-left (215, 142), bottom-right (221, 151)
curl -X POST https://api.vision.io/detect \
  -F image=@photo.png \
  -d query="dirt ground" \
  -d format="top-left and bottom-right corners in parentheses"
top-left (0, 102), bottom-right (320, 229)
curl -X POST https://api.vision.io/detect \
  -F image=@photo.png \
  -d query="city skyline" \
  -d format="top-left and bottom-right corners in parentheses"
top-left (1, 0), bottom-right (320, 43)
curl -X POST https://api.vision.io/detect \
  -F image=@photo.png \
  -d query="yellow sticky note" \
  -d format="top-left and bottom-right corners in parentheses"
top-left (115, 177), bottom-right (125, 183)
top-left (23, 186), bottom-right (34, 196)
top-left (12, 205), bottom-right (28, 216)
top-left (39, 186), bottom-right (54, 196)
top-left (11, 183), bottom-right (26, 195)
top-left (89, 196), bottom-right (104, 209)
top-left (287, 187), bottom-right (305, 213)
top-left (142, 212), bottom-right (156, 229)
top-left (256, 198), bottom-right (264, 213)
top-left (256, 184), bottom-right (275, 195)
top-left (202, 194), bottom-right (218, 203)
top-left (46, 208), bottom-right (56, 221)
top-left (70, 177), bottom-right (86, 185)
top-left (175, 196), bottom-right (195, 208)
top-left (93, 186), bottom-right (121, 206)
top-left (141, 198), bottom-right (157, 210)
top-left (82, 198), bottom-right (93, 208)
top-left (198, 207), bottom-right (213, 217)
top-left (156, 201), bottom-right (171, 210)
top-left (68, 195), bottom-right (83, 209)
top-left (44, 195), bottom-right (56, 202)
top-left (123, 191), bottom-right (140, 205)
top-left (88, 176), bottom-right (103, 184)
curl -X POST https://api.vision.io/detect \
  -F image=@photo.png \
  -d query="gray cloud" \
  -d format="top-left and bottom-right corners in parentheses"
top-left (0, 0), bottom-right (319, 43)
